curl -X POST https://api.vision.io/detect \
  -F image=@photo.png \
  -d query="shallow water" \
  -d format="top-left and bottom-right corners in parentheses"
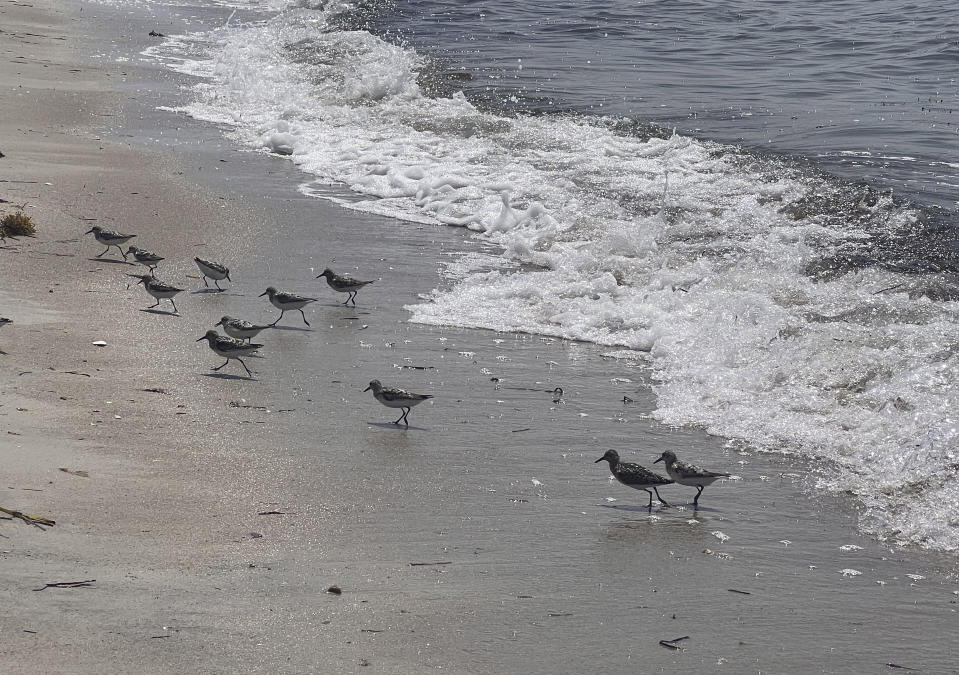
top-left (91, 0), bottom-right (959, 552)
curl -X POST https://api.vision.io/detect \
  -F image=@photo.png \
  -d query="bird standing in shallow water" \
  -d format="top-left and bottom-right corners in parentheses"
top-left (363, 379), bottom-right (433, 426)
top-left (316, 268), bottom-right (375, 306)
top-left (259, 286), bottom-right (317, 326)
top-left (196, 330), bottom-right (262, 377)
top-left (654, 450), bottom-right (730, 507)
top-left (86, 225), bottom-right (135, 259)
top-left (595, 449), bottom-right (672, 508)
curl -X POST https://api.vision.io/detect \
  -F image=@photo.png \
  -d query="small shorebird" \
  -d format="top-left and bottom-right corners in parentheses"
top-left (215, 315), bottom-right (271, 342)
top-left (259, 286), bottom-right (317, 326)
top-left (194, 257), bottom-right (231, 290)
top-left (126, 246), bottom-right (164, 275)
top-left (595, 449), bottom-right (673, 508)
top-left (315, 268), bottom-right (375, 306)
top-left (363, 379), bottom-right (433, 426)
top-left (128, 274), bottom-right (184, 313)
top-left (0, 317), bottom-right (10, 354)
top-left (196, 330), bottom-right (261, 377)
top-left (86, 225), bottom-right (135, 259)
top-left (654, 450), bottom-right (730, 507)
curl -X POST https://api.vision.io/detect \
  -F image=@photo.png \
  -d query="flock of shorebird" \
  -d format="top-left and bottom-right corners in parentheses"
top-left (2, 226), bottom-right (734, 507)
top-left (82, 225), bottom-right (434, 426)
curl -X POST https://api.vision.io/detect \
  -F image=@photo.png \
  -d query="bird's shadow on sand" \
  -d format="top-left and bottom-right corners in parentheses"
top-left (201, 372), bottom-right (256, 381)
top-left (192, 288), bottom-right (227, 295)
top-left (139, 308), bottom-right (180, 316)
top-left (600, 502), bottom-right (720, 515)
top-left (269, 324), bottom-right (312, 332)
top-left (367, 421), bottom-right (428, 431)
top-left (90, 257), bottom-right (132, 264)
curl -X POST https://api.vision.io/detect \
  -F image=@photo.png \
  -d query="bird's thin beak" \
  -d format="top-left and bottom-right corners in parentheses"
top-left (195, 336), bottom-right (205, 342)
top-left (258, 291), bottom-right (267, 297)
top-left (84, 227), bottom-right (94, 234)
top-left (362, 385), bottom-right (371, 392)
top-left (653, 457), bottom-right (663, 464)
top-left (594, 457), bottom-right (604, 463)
top-left (214, 319), bottom-right (222, 326)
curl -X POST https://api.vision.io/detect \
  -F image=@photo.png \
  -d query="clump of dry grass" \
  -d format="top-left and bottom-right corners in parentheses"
top-left (0, 211), bottom-right (37, 238)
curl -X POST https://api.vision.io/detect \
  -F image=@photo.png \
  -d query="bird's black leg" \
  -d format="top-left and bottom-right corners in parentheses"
top-left (269, 311), bottom-right (284, 326)
top-left (349, 292), bottom-right (357, 306)
top-left (693, 485), bottom-right (704, 506)
top-left (644, 489), bottom-right (653, 509)
top-left (653, 487), bottom-right (669, 506)
top-left (149, 299), bottom-right (161, 308)
top-left (299, 309), bottom-right (310, 326)
top-left (237, 357), bottom-right (253, 377)
top-left (98, 246), bottom-right (111, 258)
top-left (169, 298), bottom-right (178, 313)
top-left (215, 279), bottom-right (222, 290)
top-left (202, 276), bottom-right (210, 288)
top-left (116, 246), bottom-right (127, 259)
top-left (401, 407), bottom-right (410, 425)
top-left (149, 266), bottom-right (157, 277)
top-left (213, 359), bottom-right (229, 371)
top-left (341, 295), bottom-right (350, 305)
top-left (393, 410), bottom-right (404, 425)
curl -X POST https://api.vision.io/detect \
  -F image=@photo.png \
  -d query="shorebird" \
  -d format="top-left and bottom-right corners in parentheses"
top-left (315, 268), bottom-right (375, 306)
top-left (259, 286), bottom-right (317, 326)
top-left (126, 246), bottom-right (164, 275)
top-left (0, 317), bottom-right (11, 328)
top-left (86, 225), bottom-right (135, 259)
top-left (194, 257), bottom-right (231, 290)
top-left (215, 315), bottom-right (271, 342)
top-left (363, 379), bottom-right (433, 426)
top-left (196, 330), bottom-right (261, 377)
top-left (128, 274), bottom-right (183, 313)
top-left (654, 450), bottom-right (730, 506)
top-left (595, 449), bottom-right (673, 508)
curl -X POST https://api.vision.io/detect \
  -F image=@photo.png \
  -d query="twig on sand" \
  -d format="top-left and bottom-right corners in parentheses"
top-left (33, 580), bottom-right (95, 591)
top-left (0, 506), bottom-right (55, 529)
top-left (728, 588), bottom-right (752, 595)
top-left (886, 664), bottom-right (920, 671)
top-left (659, 636), bottom-right (690, 650)
top-left (409, 561), bottom-right (452, 567)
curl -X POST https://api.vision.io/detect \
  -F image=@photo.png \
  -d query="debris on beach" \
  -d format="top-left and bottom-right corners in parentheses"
top-left (1, 210), bottom-right (37, 239)
top-left (658, 635), bottom-right (689, 650)
top-left (33, 579), bottom-right (95, 591)
top-left (0, 506), bottom-right (55, 529)
top-left (839, 568), bottom-right (862, 577)
top-left (327, 585), bottom-right (342, 595)
top-left (58, 468), bottom-right (89, 478)
top-left (91, 340), bottom-right (107, 347)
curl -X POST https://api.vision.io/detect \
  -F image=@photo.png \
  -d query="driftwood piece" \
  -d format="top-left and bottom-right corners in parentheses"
top-left (0, 506), bottom-right (55, 528)
top-left (33, 579), bottom-right (95, 591)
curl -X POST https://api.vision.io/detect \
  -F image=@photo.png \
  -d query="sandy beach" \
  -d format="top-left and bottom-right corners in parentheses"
top-left (2, 1), bottom-right (958, 673)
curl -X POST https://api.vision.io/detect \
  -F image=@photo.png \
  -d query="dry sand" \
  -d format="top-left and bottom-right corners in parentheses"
top-left (1, 1), bottom-right (958, 673)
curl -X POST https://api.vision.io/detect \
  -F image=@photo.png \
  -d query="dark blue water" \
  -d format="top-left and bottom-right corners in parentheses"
top-left (373, 0), bottom-right (959, 212)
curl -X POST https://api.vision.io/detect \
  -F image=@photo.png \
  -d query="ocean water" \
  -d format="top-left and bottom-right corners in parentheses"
top-left (113, 0), bottom-right (958, 551)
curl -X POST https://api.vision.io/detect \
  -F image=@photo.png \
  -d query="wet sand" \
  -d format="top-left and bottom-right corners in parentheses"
top-left (1, 1), bottom-right (957, 673)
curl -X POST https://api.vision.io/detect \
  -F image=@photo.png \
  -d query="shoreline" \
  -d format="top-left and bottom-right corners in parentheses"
top-left (2, 1), bottom-right (958, 673)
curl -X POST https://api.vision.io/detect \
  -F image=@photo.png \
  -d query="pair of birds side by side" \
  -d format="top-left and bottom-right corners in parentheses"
top-left (257, 268), bottom-right (374, 326)
top-left (596, 449), bottom-right (730, 508)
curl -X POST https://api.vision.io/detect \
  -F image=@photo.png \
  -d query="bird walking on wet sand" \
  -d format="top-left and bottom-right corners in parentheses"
top-left (364, 379), bottom-right (433, 426)
top-left (128, 274), bottom-right (183, 313)
top-left (654, 450), bottom-right (730, 507)
top-left (196, 330), bottom-right (261, 377)
top-left (215, 316), bottom-right (271, 342)
top-left (194, 257), bottom-right (231, 290)
top-left (126, 246), bottom-right (164, 275)
top-left (595, 449), bottom-right (673, 508)
top-left (0, 317), bottom-right (10, 354)
top-left (86, 225), bottom-right (135, 259)
top-left (316, 268), bottom-right (375, 306)
top-left (259, 286), bottom-right (317, 326)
